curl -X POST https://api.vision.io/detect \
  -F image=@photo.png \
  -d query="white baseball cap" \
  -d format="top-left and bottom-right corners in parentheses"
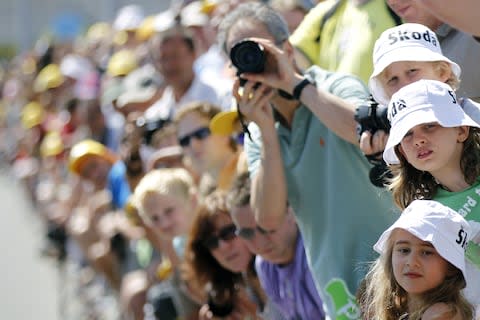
top-left (113, 5), bottom-right (145, 31)
top-left (374, 200), bottom-right (470, 280)
top-left (117, 64), bottom-right (163, 108)
top-left (383, 79), bottom-right (479, 165)
top-left (369, 23), bottom-right (461, 106)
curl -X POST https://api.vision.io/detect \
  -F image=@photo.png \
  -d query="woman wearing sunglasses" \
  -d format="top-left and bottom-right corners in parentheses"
top-left (174, 101), bottom-right (247, 195)
top-left (183, 191), bottom-right (284, 320)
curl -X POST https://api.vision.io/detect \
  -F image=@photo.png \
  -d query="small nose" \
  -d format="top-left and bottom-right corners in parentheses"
top-left (412, 132), bottom-right (426, 146)
top-left (406, 254), bottom-right (419, 267)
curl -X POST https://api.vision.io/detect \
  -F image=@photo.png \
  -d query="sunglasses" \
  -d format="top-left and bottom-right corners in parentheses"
top-left (178, 127), bottom-right (211, 147)
top-left (235, 225), bottom-right (274, 240)
top-left (203, 224), bottom-right (237, 250)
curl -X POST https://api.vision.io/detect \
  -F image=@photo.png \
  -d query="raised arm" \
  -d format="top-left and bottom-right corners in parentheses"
top-left (233, 80), bottom-right (288, 230)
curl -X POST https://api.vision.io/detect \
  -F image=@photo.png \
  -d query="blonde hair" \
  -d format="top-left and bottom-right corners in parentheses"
top-left (379, 61), bottom-right (460, 93)
top-left (359, 231), bottom-right (473, 320)
top-left (133, 168), bottom-right (196, 222)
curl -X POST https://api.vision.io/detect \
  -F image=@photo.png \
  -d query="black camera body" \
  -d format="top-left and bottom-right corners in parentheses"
top-left (207, 288), bottom-right (234, 317)
top-left (354, 97), bottom-right (390, 137)
top-left (145, 280), bottom-right (197, 320)
top-left (230, 40), bottom-right (266, 76)
top-left (135, 116), bottom-right (170, 146)
top-left (354, 96), bottom-right (392, 188)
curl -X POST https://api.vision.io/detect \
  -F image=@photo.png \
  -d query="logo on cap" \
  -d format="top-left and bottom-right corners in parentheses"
top-left (456, 227), bottom-right (468, 250)
top-left (388, 29), bottom-right (438, 47)
top-left (388, 98), bottom-right (407, 121)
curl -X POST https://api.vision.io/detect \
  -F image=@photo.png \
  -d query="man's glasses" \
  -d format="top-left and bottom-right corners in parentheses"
top-left (203, 224), bottom-right (237, 250)
top-left (178, 127), bottom-right (211, 147)
top-left (235, 225), bottom-right (274, 240)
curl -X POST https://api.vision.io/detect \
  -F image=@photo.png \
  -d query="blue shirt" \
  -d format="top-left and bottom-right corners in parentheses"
top-left (255, 234), bottom-right (325, 320)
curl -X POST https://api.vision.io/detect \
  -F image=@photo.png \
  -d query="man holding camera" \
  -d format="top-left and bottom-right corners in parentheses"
top-left (217, 3), bottom-right (396, 319)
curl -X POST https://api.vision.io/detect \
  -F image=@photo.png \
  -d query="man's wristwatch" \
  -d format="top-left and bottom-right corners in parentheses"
top-left (292, 77), bottom-right (313, 101)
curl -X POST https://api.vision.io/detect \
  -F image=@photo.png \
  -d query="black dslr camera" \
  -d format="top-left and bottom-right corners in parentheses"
top-left (230, 40), bottom-right (266, 78)
top-left (354, 96), bottom-right (392, 188)
top-left (135, 116), bottom-right (170, 146)
top-left (354, 97), bottom-right (390, 137)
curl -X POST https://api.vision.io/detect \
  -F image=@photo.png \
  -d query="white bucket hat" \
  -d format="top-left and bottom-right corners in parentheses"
top-left (369, 23), bottom-right (461, 106)
top-left (374, 200), bottom-right (470, 280)
top-left (383, 79), bottom-right (479, 165)
top-left (117, 64), bottom-right (163, 108)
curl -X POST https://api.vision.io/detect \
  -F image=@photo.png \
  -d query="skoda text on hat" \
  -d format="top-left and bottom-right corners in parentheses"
top-left (383, 79), bottom-right (480, 165)
top-left (369, 23), bottom-right (461, 106)
top-left (374, 199), bottom-right (470, 280)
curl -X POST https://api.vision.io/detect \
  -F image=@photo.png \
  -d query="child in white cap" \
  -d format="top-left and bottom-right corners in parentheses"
top-left (360, 200), bottom-right (473, 320)
top-left (361, 23), bottom-right (480, 158)
top-left (383, 79), bottom-right (480, 310)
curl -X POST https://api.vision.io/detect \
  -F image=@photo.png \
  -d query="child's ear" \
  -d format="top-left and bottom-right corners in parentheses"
top-left (457, 126), bottom-right (470, 143)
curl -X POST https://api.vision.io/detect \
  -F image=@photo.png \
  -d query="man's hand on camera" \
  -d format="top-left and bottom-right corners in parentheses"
top-left (233, 78), bottom-right (275, 130)
top-left (359, 130), bottom-right (389, 159)
top-left (238, 38), bottom-right (303, 96)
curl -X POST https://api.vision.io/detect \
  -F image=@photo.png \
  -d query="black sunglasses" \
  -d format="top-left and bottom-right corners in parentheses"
top-left (235, 225), bottom-right (274, 240)
top-left (203, 224), bottom-right (237, 250)
top-left (178, 127), bottom-right (211, 147)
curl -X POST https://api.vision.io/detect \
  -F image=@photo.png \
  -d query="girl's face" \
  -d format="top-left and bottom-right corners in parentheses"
top-left (208, 213), bottom-right (253, 273)
top-left (177, 112), bottom-right (231, 173)
top-left (380, 61), bottom-right (450, 100)
top-left (392, 229), bottom-right (450, 297)
top-left (142, 192), bottom-right (192, 239)
top-left (398, 122), bottom-right (469, 175)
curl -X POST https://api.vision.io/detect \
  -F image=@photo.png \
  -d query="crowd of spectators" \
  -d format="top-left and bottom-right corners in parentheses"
top-left (1, 0), bottom-right (479, 319)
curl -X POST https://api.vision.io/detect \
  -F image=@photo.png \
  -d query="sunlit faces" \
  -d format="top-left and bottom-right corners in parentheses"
top-left (208, 213), bottom-right (253, 273)
top-left (379, 61), bottom-right (450, 100)
top-left (141, 192), bottom-right (193, 239)
top-left (176, 112), bottom-right (231, 173)
top-left (231, 205), bottom-right (297, 265)
top-left (391, 229), bottom-right (451, 297)
top-left (398, 123), bottom-right (469, 175)
top-left (151, 35), bottom-right (195, 87)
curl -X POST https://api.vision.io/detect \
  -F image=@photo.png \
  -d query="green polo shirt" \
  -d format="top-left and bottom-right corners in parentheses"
top-left (245, 66), bottom-right (397, 319)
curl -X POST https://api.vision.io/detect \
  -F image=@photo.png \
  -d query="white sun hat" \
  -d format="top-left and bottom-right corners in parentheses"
top-left (113, 4), bottom-right (145, 31)
top-left (374, 199), bottom-right (470, 279)
top-left (383, 79), bottom-right (479, 165)
top-left (369, 23), bottom-right (461, 106)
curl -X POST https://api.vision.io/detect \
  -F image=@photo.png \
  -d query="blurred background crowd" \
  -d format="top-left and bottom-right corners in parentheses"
top-left (0, 0), bottom-right (479, 319)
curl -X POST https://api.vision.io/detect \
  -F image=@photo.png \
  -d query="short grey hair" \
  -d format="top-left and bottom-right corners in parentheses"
top-left (217, 2), bottom-right (290, 54)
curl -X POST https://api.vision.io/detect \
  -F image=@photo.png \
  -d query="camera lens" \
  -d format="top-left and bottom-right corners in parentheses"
top-left (230, 40), bottom-right (266, 74)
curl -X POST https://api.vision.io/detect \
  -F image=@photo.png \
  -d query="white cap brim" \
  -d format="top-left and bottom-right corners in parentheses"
top-left (383, 104), bottom-right (479, 165)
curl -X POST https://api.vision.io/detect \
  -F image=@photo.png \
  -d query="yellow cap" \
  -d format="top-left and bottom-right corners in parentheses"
top-left (106, 49), bottom-right (138, 77)
top-left (136, 15), bottom-right (156, 41)
top-left (85, 22), bottom-right (111, 43)
top-left (201, 0), bottom-right (219, 14)
top-left (21, 101), bottom-right (44, 129)
top-left (40, 131), bottom-right (64, 157)
top-left (209, 109), bottom-right (239, 135)
top-left (156, 258), bottom-right (173, 281)
top-left (33, 64), bottom-right (65, 93)
top-left (69, 139), bottom-right (117, 175)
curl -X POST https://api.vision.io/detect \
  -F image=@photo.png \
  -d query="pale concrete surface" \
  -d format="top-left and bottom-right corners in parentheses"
top-left (0, 170), bottom-right (60, 320)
